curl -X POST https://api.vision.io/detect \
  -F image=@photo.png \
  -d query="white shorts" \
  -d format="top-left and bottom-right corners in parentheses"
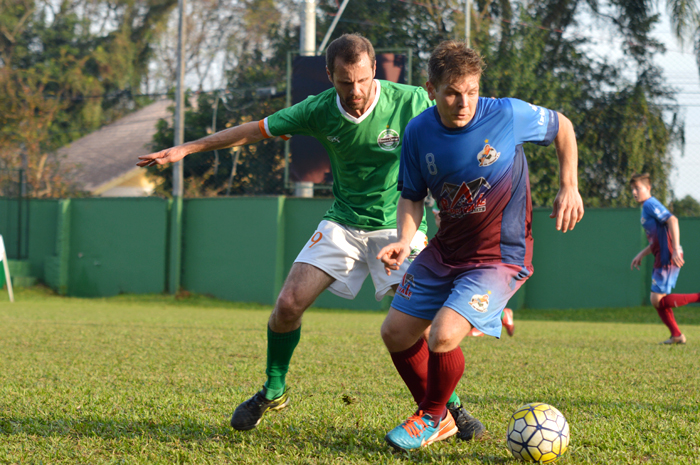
top-left (294, 220), bottom-right (428, 301)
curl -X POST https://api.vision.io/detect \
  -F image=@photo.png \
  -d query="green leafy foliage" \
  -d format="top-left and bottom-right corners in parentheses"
top-left (151, 0), bottom-right (682, 207)
top-left (671, 194), bottom-right (700, 217)
top-left (0, 0), bottom-right (176, 196)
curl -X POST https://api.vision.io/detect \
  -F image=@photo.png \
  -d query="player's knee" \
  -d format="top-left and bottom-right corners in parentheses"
top-left (380, 319), bottom-right (396, 345)
top-left (428, 329), bottom-right (460, 352)
top-left (275, 289), bottom-right (307, 322)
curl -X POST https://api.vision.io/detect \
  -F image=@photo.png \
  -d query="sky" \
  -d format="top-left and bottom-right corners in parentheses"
top-left (651, 13), bottom-right (700, 200)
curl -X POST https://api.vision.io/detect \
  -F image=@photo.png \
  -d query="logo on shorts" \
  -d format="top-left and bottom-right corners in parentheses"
top-left (327, 135), bottom-right (340, 143)
top-left (377, 129), bottom-right (400, 151)
top-left (477, 140), bottom-right (500, 167)
top-left (468, 292), bottom-right (490, 313)
top-left (439, 177), bottom-right (491, 217)
top-left (407, 248), bottom-right (421, 263)
top-left (397, 273), bottom-right (414, 300)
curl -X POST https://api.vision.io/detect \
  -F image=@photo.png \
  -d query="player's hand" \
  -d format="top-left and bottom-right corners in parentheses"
top-left (137, 146), bottom-right (189, 167)
top-left (550, 186), bottom-right (584, 233)
top-left (377, 242), bottom-right (411, 276)
top-left (631, 254), bottom-right (643, 270)
top-left (671, 249), bottom-right (684, 268)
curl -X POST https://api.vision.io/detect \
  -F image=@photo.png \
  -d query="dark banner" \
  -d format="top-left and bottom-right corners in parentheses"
top-left (289, 53), bottom-right (408, 184)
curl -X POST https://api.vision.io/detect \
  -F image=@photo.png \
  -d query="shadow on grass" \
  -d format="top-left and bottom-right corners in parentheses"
top-left (1, 417), bottom-right (513, 463)
top-left (312, 426), bottom-right (512, 464)
top-left (0, 416), bottom-right (231, 442)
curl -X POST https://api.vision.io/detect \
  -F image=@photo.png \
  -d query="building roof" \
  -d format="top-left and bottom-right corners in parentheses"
top-left (59, 99), bottom-right (172, 194)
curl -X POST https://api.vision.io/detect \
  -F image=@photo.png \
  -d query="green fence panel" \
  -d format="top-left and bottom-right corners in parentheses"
top-left (526, 208), bottom-right (646, 309)
top-left (0, 198), bottom-right (26, 260)
top-left (181, 197), bottom-right (285, 305)
top-left (68, 198), bottom-right (168, 296)
top-left (27, 199), bottom-right (59, 281)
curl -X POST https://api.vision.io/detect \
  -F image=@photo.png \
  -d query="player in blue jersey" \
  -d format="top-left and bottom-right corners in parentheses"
top-left (376, 40), bottom-right (584, 451)
top-left (630, 173), bottom-right (699, 344)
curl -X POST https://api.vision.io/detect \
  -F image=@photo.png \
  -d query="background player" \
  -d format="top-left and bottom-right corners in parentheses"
top-left (377, 40), bottom-right (584, 451)
top-left (630, 173), bottom-right (699, 344)
top-left (137, 33), bottom-right (477, 438)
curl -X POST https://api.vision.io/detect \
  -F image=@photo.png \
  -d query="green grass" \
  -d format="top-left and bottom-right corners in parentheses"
top-left (1, 287), bottom-right (699, 464)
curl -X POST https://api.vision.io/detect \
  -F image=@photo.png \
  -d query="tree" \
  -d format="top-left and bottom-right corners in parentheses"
top-left (671, 195), bottom-right (700, 216)
top-left (0, 0), bottom-right (177, 196)
top-left (148, 0), bottom-right (682, 205)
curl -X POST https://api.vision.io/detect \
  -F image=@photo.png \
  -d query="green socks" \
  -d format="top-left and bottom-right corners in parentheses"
top-left (264, 325), bottom-right (301, 400)
top-left (448, 391), bottom-right (461, 407)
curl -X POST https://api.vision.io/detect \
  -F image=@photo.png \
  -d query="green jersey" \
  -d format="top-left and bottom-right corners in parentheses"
top-left (262, 80), bottom-right (432, 232)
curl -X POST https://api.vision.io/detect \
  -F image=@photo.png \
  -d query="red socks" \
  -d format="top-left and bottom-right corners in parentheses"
top-left (390, 338), bottom-right (429, 405)
top-left (390, 342), bottom-right (466, 420)
top-left (656, 307), bottom-right (682, 337)
top-left (660, 293), bottom-right (700, 308)
top-left (419, 347), bottom-right (465, 420)
top-left (655, 293), bottom-right (699, 337)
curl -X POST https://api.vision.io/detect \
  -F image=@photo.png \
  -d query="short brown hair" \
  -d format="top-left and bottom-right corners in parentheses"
top-left (629, 173), bottom-right (651, 187)
top-left (326, 33), bottom-right (376, 77)
top-left (428, 40), bottom-right (484, 86)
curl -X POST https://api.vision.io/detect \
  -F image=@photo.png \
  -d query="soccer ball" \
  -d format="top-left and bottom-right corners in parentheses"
top-left (506, 403), bottom-right (569, 463)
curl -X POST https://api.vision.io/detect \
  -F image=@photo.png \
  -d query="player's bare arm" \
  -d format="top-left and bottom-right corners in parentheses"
top-left (377, 196), bottom-right (424, 275)
top-left (136, 121), bottom-right (265, 167)
top-left (550, 112), bottom-right (584, 232)
top-left (666, 215), bottom-right (685, 267)
top-left (631, 245), bottom-right (652, 270)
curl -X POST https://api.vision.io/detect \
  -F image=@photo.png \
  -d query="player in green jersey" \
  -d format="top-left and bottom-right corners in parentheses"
top-left (137, 34), bottom-right (481, 441)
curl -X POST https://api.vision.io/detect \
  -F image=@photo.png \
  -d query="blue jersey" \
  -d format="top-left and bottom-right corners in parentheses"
top-left (641, 196), bottom-right (674, 268)
top-left (398, 98), bottom-right (559, 266)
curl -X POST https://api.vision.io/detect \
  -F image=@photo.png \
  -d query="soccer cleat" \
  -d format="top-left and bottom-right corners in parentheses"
top-left (502, 307), bottom-right (515, 337)
top-left (467, 327), bottom-right (484, 337)
top-left (385, 410), bottom-right (457, 451)
top-left (447, 402), bottom-right (486, 441)
top-left (660, 334), bottom-right (686, 345)
top-left (230, 386), bottom-right (290, 431)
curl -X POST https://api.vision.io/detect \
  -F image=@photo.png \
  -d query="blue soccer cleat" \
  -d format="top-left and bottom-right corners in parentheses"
top-left (385, 410), bottom-right (457, 451)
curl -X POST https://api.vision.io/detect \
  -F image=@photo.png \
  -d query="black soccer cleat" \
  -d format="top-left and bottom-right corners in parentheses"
top-left (447, 402), bottom-right (486, 441)
top-left (230, 386), bottom-right (290, 431)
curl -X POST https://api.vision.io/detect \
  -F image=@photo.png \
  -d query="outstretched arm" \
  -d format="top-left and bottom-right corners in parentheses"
top-left (549, 112), bottom-right (584, 232)
top-left (137, 121), bottom-right (265, 167)
top-left (376, 196), bottom-right (424, 275)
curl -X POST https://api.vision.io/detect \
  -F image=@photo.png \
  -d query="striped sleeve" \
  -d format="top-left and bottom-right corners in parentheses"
top-left (259, 118), bottom-right (291, 141)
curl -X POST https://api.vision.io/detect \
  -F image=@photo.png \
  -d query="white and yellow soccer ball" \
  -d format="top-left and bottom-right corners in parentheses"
top-left (506, 402), bottom-right (569, 463)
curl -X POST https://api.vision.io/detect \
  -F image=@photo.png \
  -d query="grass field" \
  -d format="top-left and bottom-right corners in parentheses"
top-left (1, 287), bottom-right (699, 464)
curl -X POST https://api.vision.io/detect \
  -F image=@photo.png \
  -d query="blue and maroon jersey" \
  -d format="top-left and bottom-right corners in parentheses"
top-left (641, 196), bottom-right (674, 268)
top-left (398, 97), bottom-right (559, 266)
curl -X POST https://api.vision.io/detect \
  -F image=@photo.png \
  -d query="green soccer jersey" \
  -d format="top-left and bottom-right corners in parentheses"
top-left (262, 80), bottom-right (432, 232)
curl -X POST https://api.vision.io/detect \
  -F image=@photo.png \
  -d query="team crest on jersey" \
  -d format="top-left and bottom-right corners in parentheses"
top-left (439, 177), bottom-right (491, 217)
top-left (477, 140), bottom-right (500, 167)
top-left (469, 293), bottom-right (490, 313)
top-left (377, 129), bottom-right (400, 151)
top-left (397, 273), bottom-right (414, 299)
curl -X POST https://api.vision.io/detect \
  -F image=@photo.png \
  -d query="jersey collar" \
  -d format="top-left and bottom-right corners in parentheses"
top-left (336, 79), bottom-right (381, 124)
